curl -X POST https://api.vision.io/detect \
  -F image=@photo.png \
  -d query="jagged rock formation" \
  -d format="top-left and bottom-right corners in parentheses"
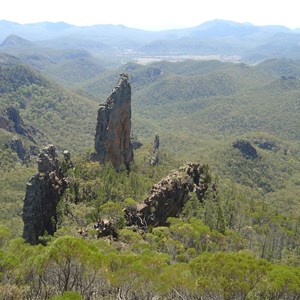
top-left (6, 137), bottom-right (27, 161)
top-left (148, 133), bottom-right (160, 166)
top-left (233, 139), bottom-right (258, 159)
top-left (5, 137), bottom-right (39, 162)
top-left (94, 219), bottom-right (119, 239)
top-left (131, 137), bottom-right (143, 150)
top-left (253, 139), bottom-right (278, 151)
top-left (0, 103), bottom-right (40, 165)
top-left (124, 162), bottom-right (211, 228)
top-left (23, 145), bottom-right (67, 244)
top-left (0, 107), bottom-right (35, 142)
top-left (93, 73), bottom-right (133, 170)
top-left (62, 150), bottom-right (74, 169)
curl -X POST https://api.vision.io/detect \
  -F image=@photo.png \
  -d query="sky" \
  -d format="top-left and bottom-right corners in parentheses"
top-left (0, 0), bottom-right (299, 30)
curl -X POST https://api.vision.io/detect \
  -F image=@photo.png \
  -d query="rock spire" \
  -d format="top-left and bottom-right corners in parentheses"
top-left (148, 133), bottom-right (160, 165)
top-left (93, 73), bottom-right (133, 170)
top-left (22, 145), bottom-right (67, 244)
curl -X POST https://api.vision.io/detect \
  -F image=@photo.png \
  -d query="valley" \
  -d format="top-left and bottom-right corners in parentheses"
top-left (0, 20), bottom-right (300, 299)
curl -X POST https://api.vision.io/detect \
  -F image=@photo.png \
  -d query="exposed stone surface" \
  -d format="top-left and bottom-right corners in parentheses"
top-left (6, 137), bottom-right (27, 161)
top-left (253, 139), bottom-right (278, 151)
top-left (148, 133), bottom-right (160, 166)
top-left (0, 107), bottom-right (35, 142)
top-left (5, 137), bottom-right (39, 162)
top-left (23, 145), bottom-right (67, 244)
top-left (93, 73), bottom-right (133, 170)
top-left (131, 137), bottom-right (143, 150)
top-left (63, 149), bottom-right (74, 169)
top-left (233, 140), bottom-right (258, 159)
top-left (93, 219), bottom-right (119, 239)
top-left (124, 162), bottom-right (211, 228)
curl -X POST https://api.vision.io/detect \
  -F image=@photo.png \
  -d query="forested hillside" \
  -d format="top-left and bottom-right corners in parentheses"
top-left (0, 48), bottom-right (300, 299)
top-left (0, 53), bottom-right (97, 153)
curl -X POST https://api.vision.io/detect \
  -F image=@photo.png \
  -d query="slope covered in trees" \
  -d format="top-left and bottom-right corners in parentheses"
top-left (0, 53), bottom-right (98, 153)
top-left (0, 53), bottom-right (300, 299)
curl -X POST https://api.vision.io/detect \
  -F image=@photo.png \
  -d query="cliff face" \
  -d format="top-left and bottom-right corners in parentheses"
top-left (22, 145), bottom-right (67, 244)
top-left (0, 107), bottom-right (35, 142)
top-left (125, 162), bottom-right (211, 228)
top-left (233, 139), bottom-right (258, 159)
top-left (94, 73), bottom-right (133, 170)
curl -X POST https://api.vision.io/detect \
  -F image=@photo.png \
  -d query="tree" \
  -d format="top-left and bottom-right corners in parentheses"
top-left (264, 264), bottom-right (300, 300)
top-left (190, 251), bottom-right (271, 300)
top-left (26, 236), bottom-right (108, 299)
top-left (107, 252), bottom-right (169, 299)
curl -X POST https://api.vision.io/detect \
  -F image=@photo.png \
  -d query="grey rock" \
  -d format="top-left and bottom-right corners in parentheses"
top-left (0, 107), bottom-right (36, 143)
top-left (233, 139), bottom-right (258, 159)
top-left (93, 73), bottom-right (133, 170)
top-left (148, 133), bottom-right (160, 166)
top-left (124, 162), bottom-right (211, 228)
top-left (22, 145), bottom-right (67, 244)
top-left (6, 137), bottom-right (27, 161)
top-left (131, 137), bottom-right (143, 150)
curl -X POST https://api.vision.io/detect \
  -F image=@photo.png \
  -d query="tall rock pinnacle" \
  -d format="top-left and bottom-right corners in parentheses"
top-left (94, 73), bottom-right (133, 170)
top-left (22, 145), bottom-right (67, 244)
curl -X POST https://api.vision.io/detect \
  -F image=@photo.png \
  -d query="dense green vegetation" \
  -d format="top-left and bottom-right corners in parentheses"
top-left (1, 157), bottom-right (300, 299)
top-left (0, 52), bottom-right (300, 299)
top-left (0, 54), bottom-right (97, 152)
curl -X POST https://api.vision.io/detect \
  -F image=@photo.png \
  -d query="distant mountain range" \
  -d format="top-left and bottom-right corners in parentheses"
top-left (1, 19), bottom-right (300, 63)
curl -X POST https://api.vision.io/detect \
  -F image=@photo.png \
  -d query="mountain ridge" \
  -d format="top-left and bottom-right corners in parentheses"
top-left (1, 19), bottom-right (299, 64)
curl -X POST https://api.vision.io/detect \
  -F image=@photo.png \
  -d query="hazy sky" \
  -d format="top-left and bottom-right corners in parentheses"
top-left (1, 0), bottom-right (299, 30)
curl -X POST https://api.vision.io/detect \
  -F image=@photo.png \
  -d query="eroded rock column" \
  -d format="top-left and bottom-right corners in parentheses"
top-left (93, 73), bottom-right (133, 170)
top-left (22, 145), bottom-right (67, 244)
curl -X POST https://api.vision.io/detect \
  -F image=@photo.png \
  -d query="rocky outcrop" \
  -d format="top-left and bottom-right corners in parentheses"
top-left (6, 137), bottom-right (27, 161)
top-left (233, 140), bottom-right (258, 159)
top-left (124, 162), bottom-right (211, 228)
top-left (131, 137), bottom-right (143, 150)
top-left (5, 137), bottom-right (39, 162)
top-left (148, 133), bottom-right (160, 165)
top-left (23, 145), bottom-right (67, 244)
top-left (253, 138), bottom-right (278, 151)
top-left (62, 150), bottom-right (74, 170)
top-left (0, 107), bottom-right (35, 142)
top-left (93, 73), bottom-right (133, 170)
